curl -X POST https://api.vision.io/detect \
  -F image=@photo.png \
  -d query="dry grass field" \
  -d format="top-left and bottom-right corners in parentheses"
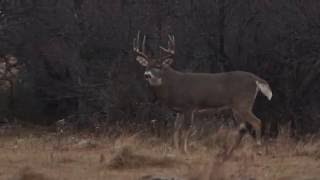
top-left (0, 126), bottom-right (319, 180)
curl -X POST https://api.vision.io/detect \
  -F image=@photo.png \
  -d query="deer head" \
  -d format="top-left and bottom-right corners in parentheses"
top-left (133, 31), bottom-right (175, 86)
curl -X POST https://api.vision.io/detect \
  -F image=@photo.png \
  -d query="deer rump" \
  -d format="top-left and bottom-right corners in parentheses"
top-left (153, 70), bottom-right (272, 112)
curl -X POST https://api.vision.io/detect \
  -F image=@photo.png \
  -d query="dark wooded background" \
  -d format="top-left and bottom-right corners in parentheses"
top-left (0, 0), bottom-right (319, 135)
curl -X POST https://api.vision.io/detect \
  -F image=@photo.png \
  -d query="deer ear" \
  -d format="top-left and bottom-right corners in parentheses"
top-left (162, 58), bottom-right (173, 66)
top-left (136, 56), bottom-right (149, 67)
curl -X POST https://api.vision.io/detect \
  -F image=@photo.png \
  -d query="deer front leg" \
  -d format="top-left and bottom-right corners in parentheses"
top-left (173, 113), bottom-right (183, 151)
top-left (182, 109), bottom-right (197, 154)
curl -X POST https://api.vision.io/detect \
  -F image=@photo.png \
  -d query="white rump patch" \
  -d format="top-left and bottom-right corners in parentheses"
top-left (256, 81), bottom-right (272, 100)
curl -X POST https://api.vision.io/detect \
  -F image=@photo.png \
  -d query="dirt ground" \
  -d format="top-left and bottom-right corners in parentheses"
top-left (0, 128), bottom-right (319, 180)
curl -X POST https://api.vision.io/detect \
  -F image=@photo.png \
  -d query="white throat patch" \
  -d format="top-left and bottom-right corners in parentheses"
top-left (144, 71), bottom-right (154, 78)
top-left (144, 71), bottom-right (162, 86)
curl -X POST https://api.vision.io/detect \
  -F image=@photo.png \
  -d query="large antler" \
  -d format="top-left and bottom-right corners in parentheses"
top-left (0, 55), bottom-right (22, 90)
top-left (160, 34), bottom-right (175, 60)
top-left (0, 55), bottom-right (20, 80)
top-left (133, 31), bottom-right (149, 60)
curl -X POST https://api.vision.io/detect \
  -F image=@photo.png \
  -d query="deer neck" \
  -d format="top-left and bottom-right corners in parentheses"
top-left (151, 67), bottom-right (180, 103)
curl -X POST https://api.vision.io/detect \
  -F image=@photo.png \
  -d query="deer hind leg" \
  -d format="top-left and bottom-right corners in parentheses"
top-left (226, 111), bottom-right (248, 157)
top-left (238, 110), bottom-right (262, 145)
top-left (249, 112), bottom-right (262, 145)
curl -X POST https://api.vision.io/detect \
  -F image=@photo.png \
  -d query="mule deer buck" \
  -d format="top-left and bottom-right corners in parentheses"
top-left (133, 31), bottom-right (272, 155)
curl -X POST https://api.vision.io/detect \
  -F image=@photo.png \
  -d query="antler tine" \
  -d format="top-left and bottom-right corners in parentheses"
top-left (133, 38), bottom-right (136, 51)
top-left (169, 34), bottom-right (174, 42)
top-left (133, 31), bottom-right (149, 59)
top-left (168, 36), bottom-right (172, 52)
top-left (160, 34), bottom-right (175, 59)
top-left (137, 30), bottom-right (140, 49)
top-left (170, 35), bottom-right (175, 53)
top-left (142, 35), bottom-right (146, 53)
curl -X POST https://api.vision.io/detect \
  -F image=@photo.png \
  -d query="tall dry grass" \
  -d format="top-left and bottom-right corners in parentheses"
top-left (0, 123), bottom-right (319, 180)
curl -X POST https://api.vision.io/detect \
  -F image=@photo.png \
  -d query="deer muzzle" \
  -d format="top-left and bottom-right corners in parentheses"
top-left (144, 71), bottom-right (153, 79)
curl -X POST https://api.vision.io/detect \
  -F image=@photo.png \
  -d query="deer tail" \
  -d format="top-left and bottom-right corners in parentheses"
top-left (256, 80), bottom-right (272, 100)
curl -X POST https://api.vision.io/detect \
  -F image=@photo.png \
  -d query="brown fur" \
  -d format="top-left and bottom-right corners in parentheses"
top-left (133, 32), bottom-right (272, 155)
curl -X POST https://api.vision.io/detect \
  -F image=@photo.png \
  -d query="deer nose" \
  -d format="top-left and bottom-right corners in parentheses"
top-left (144, 74), bottom-right (151, 79)
top-left (144, 72), bottom-right (152, 79)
